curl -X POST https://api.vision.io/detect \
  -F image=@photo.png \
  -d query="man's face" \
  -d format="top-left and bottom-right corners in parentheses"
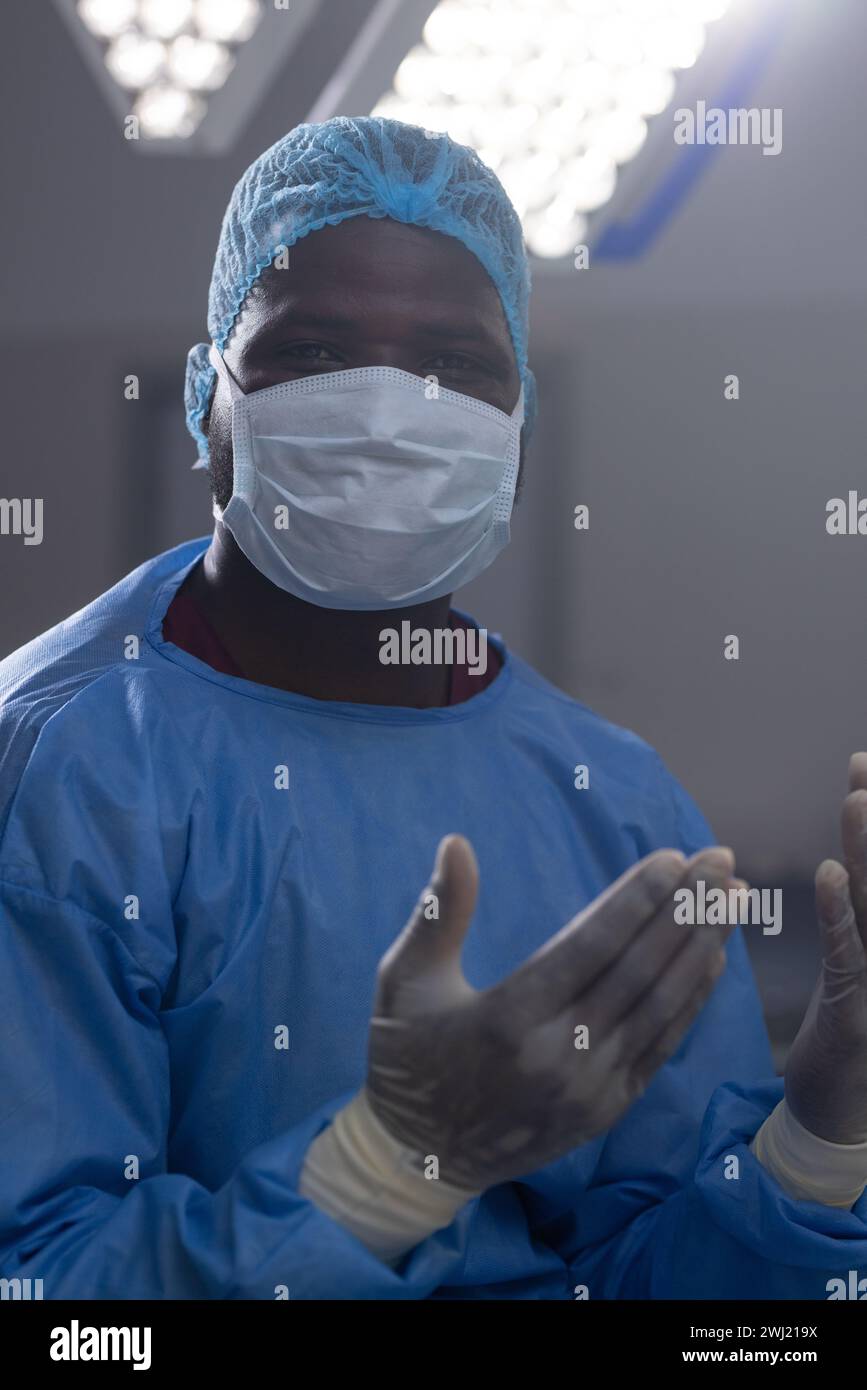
top-left (205, 215), bottom-right (524, 509)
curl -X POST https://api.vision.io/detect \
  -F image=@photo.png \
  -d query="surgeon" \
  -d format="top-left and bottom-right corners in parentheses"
top-left (1, 118), bottom-right (866, 1299)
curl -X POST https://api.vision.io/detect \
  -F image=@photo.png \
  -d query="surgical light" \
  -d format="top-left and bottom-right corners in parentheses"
top-left (195, 0), bottom-right (261, 44)
top-left (167, 35), bottom-right (234, 91)
top-left (139, 0), bottom-right (195, 41)
top-left (77, 0), bottom-right (137, 38)
top-left (105, 33), bottom-right (166, 89)
top-left (135, 83), bottom-right (206, 139)
top-left (75, 0), bottom-right (262, 139)
top-left (373, 0), bottom-right (732, 258)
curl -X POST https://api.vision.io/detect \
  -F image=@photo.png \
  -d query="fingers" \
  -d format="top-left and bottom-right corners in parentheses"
top-left (608, 925), bottom-right (731, 1070)
top-left (815, 857), bottom-right (865, 980)
top-left (430, 834), bottom-right (479, 939)
top-left (502, 849), bottom-right (688, 1015)
top-left (628, 956), bottom-right (728, 1092)
top-left (580, 851), bottom-right (735, 1031)
top-left (848, 752), bottom-right (867, 794)
top-left (375, 835), bottom-right (478, 1006)
top-left (840, 790), bottom-right (867, 954)
top-left (405, 833), bottom-right (479, 959)
top-left (506, 846), bottom-right (734, 1019)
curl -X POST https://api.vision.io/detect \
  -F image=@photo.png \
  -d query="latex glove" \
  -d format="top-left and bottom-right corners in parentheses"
top-left (365, 835), bottom-right (735, 1191)
top-left (784, 753), bottom-right (867, 1145)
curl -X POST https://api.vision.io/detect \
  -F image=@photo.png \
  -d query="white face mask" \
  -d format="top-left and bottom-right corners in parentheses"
top-left (209, 346), bottom-right (524, 611)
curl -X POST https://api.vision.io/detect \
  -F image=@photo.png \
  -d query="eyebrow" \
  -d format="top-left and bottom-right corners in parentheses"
top-left (265, 309), bottom-right (507, 350)
top-left (268, 311), bottom-right (363, 332)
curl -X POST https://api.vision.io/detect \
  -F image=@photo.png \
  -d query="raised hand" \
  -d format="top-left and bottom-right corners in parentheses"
top-left (365, 834), bottom-right (735, 1190)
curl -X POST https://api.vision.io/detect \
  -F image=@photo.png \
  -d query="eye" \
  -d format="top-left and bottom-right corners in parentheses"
top-left (425, 351), bottom-right (490, 376)
top-left (280, 342), bottom-right (344, 366)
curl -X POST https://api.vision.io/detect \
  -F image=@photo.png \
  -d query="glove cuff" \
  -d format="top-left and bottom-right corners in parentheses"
top-left (751, 1099), bottom-right (867, 1208)
top-left (299, 1088), bottom-right (479, 1263)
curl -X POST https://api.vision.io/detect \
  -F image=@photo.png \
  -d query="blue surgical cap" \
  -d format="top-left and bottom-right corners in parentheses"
top-left (184, 116), bottom-right (536, 466)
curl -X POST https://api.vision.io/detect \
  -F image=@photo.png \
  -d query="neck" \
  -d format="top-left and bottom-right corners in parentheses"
top-left (183, 525), bottom-right (454, 707)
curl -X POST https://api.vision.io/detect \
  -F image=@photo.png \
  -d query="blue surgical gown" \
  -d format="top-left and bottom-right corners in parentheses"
top-left (0, 537), bottom-right (865, 1299)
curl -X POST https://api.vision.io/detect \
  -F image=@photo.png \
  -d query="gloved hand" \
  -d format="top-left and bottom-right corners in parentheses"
top-left (365, 835), bottom-right (736, 1191)
top-left (784, 753), bottom-right (867, 1145)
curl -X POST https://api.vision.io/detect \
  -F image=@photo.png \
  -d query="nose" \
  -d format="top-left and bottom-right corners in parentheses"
top-left (351, 341), bottom-right (424, 376)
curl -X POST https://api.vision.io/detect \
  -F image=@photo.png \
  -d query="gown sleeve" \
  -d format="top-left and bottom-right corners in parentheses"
top-left (0, 872), bottom-right (495, 1299)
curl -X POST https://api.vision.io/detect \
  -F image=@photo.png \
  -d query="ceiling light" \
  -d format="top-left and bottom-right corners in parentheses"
top-left (76, 0), bottom-right (137, 39)
top-left (167, 35), bottom-right (233, 90)
top-left (105, 32), bottom-right (166, 88)
top-left (138, 0), bottom-right (195, 41)
top-left (135, 83), bottom-right (206, 138)
top-left (194, 0), bottom-right (262, 44)
top-left (69, 0), bottom-right (262, 140)
top-left (374, 0), bottom-right (732, 257)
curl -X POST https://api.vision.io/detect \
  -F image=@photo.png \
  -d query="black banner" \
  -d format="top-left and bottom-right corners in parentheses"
top-left (1, 1299), bottom-right (862, 1375)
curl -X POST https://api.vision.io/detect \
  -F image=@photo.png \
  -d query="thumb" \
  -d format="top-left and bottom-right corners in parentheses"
top-left (429, 834), bottom-right (479, 943)
top-left (377, 835), bottom-right (479, 1002)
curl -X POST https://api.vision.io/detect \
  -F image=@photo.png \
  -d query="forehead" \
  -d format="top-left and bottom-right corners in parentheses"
top-left (238, 215), bottom-right (512, 342)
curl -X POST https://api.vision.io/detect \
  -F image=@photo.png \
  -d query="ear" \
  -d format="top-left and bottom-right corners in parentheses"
top-left (202, 367), bottom-right (219, 439)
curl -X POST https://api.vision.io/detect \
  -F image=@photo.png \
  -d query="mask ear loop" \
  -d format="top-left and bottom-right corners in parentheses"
top-left (208, 345), bottom-right (246, 522)
top-left (208, 344), bottom-right (247, 402)
top-left (492, 385), bottom-right (525, 529)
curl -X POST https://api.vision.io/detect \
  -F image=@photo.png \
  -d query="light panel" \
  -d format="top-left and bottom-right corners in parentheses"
top-left (373, 0), bottom-right (732, 258)
top-left (75, 0), bottom-right (262, 138)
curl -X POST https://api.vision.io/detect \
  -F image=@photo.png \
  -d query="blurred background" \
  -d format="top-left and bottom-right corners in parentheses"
top-left (2, 0), bottom-right (866, 1063)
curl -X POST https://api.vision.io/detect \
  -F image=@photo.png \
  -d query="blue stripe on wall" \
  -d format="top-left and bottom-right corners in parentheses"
top-left (594, 3), bottom-right (788, 261)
